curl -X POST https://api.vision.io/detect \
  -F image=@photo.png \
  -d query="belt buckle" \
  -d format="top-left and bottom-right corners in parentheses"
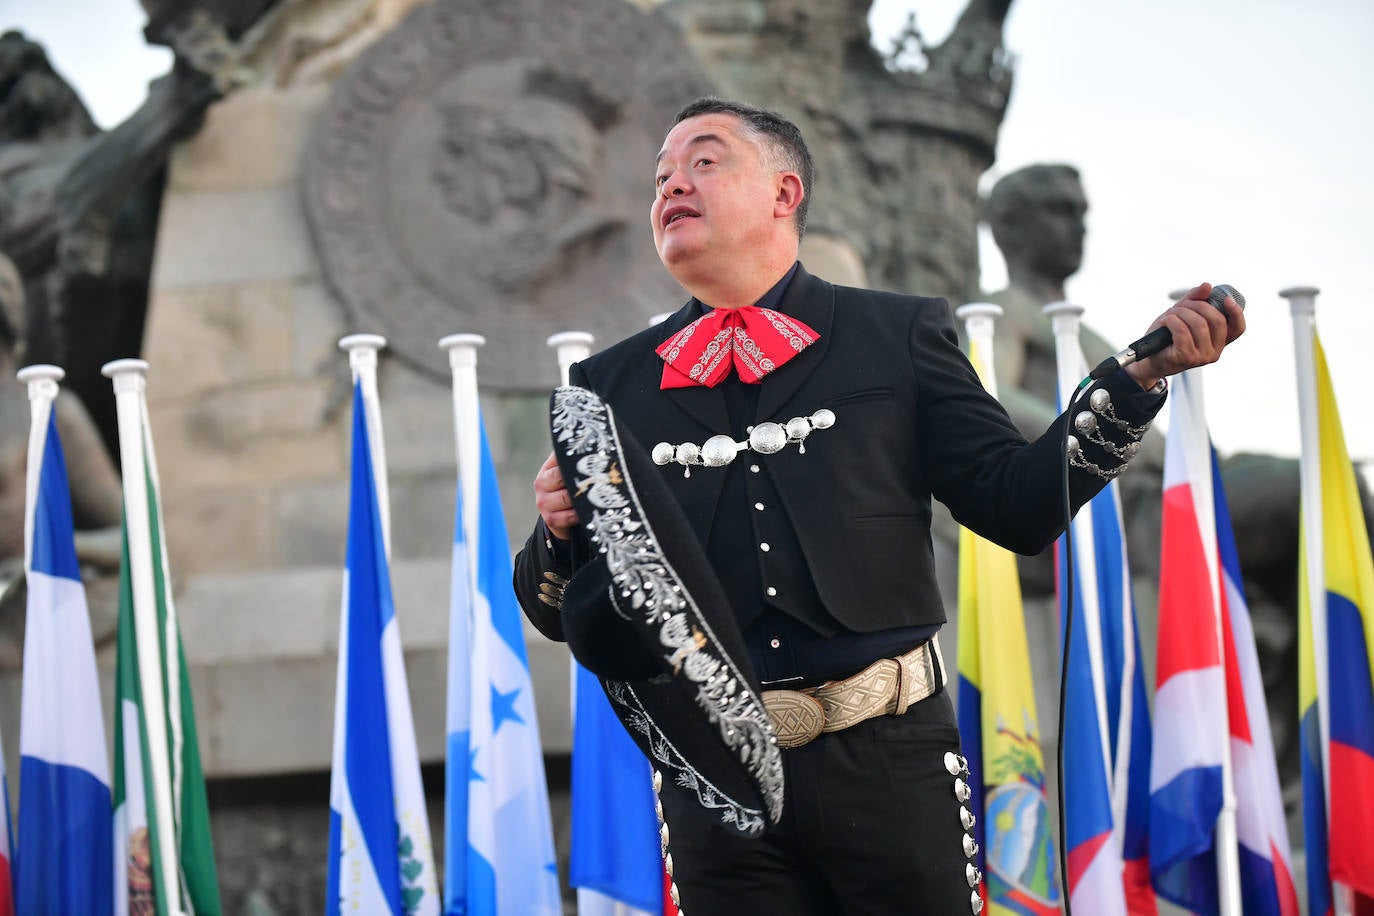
top-left (762, 689), bottom-right (825, 749)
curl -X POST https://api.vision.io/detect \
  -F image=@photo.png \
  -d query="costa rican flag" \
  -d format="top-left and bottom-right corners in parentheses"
top-left (1211, 454), bottom-right (1299, 916)
top-left (1151, 368), bottom-right (1299, 914)
top-left (1150, 369), bottom-right (1227, 913)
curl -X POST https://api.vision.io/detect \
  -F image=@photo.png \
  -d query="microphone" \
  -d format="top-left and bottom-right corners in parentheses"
top-left (1088, 284), bottom-right (1246, 380)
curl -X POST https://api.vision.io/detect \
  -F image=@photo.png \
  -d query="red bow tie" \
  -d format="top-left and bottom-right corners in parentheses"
top-left (656, 306), bottom-right (819, 389)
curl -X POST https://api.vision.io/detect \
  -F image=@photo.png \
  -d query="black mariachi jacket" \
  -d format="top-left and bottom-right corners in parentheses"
top-left (514, 264), bottom-right (1161, 637)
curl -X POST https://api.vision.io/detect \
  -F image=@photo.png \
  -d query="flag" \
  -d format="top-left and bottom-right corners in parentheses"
top-left (445, 484), bottom-right (472, 916)
top-left (327, 382), bottom-right (439, 915)
top-left (111, 392), bottom-right (219, 915)
top-left (1151, 369), bottom-right (1299, 914)
top-left (0, 729), bottom-right (13, 916)
top-left (1298, 337), bottom-right (1374, 914)
top-left (956, 337), bottom-right (1061, 916)
top-left (1211, 452), bottom-right (1299, 916)
top-left (17, 409), bottom-right (112, 912)
top-left (1050, 342), bottom-right (1154, 915)
top-left (570, 663), bottom-right (663, 916)
top-left (1150, 369), bottom-right (1227, 913)
top-left (448, 414), bottom-right (561, 915)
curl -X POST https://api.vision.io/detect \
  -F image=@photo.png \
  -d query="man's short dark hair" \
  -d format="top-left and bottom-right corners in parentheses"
top-left (671, 97), bottom-right (816, 238)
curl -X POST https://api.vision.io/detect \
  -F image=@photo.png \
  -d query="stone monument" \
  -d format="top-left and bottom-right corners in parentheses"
top-left (5, 0), bottom-right (1025, 908)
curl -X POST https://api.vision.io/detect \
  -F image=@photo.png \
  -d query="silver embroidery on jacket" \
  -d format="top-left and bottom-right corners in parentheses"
top-left (552, 386), bottom-right (785, 832)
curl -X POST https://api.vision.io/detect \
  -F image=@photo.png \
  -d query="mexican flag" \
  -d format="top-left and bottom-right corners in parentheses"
top-left (107, 363), bottom-right (219, 916)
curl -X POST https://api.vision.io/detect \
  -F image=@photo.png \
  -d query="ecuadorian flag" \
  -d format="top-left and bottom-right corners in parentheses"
top-left (956, 338), bottom-right (1061, 916)
top-left (1299, 337), bottom-right (1374, 915)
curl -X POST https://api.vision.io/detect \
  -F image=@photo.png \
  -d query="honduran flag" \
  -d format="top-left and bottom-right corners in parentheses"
top-left (1298, 337), bottom-right (1374, 915)
top-left (1211, 452), bottom-right (1299, 916)
top-left (956, 336), bottom-right (1061, 916)
top-left (327, 382), bottom-right (439, 915)
top-left (1052, 388), bottom-right (1154, 913)
top-left (1150, 369), bottom-right (1228, 914)
top-left (449, 417), bottom-right (561, 915)
top-left (17, 405), bottom-right (113, 912)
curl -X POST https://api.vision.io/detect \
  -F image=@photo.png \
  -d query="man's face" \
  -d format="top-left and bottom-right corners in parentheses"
top-left (650, 113), bottom-right (785, 277)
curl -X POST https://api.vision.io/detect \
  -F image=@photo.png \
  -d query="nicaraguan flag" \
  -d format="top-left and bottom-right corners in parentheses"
top-left (1299, 336), bottom-right (1374, 915)
top-left (1211, 453), bottom-right (1299, 916)
top-left (1150, 370), bottom-right (1226, 913)
top-left (1050, 346), bottom-right (1155, 915)
top-left (17, 411), bottom-right (112, 913)
top-left (452, 417), bottom-right (561, 915)
top-left (571, 662), bottom-right (664, 916)
top-left (955, 337), bottom-right (1060, 916)
top-left (327, 382), bottom-right (439, 915)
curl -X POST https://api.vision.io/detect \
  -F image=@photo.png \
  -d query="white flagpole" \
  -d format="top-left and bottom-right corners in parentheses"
top-left (101, 358), bottom-right (184, 916)
top-left (438, 334), bottom-right (486, 554)
top-left (339, 334), bottom-right (391, 558)
top-left (18, 364), bottom-right (62, 571)
top-left (547, 332), bottom-right (594, 388)
top-left (1280, 286), bottom-right (1353, 916)
top-left (545, 332), bottom-right (594, 711)
top-left (1042, 301), bottom-right (1125, 841)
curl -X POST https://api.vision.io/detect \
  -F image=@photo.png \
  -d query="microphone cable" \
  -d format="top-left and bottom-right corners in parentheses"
top-left (1055, 373), bottom-right (1095, 916)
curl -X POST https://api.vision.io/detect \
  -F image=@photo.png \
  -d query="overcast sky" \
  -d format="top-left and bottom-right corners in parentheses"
top-left (6, 0), bottom-right (1372, 462)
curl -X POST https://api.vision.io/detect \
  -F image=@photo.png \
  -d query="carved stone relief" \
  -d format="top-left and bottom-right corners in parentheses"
top-left (302, 0), bottom-right (717, 389)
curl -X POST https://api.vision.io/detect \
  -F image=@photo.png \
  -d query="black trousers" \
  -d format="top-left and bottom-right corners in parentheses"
top-left (660, 688), bottom-right (980, 915)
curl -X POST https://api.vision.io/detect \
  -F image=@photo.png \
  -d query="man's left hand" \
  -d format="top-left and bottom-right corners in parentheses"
top-left (1124, 281), bottom-right (1246, 390)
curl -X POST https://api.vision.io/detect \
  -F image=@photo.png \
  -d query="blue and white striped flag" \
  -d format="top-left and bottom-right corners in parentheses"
top-left (448, 417), bottom-right (561, 915)
top-left (327, 381), bottom-right (439, 915)
top-left (17, 408), bottom-right (111, 913)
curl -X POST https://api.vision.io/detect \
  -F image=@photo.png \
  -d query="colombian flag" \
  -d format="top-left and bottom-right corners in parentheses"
top-left (1299, 337), bottom-right (1374, 915)
top-left (956, 337), bottom-right (1061, 916)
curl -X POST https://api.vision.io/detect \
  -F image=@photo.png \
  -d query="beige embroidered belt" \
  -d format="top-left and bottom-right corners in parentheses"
top-left (762, 635), bottom-right (945, 749)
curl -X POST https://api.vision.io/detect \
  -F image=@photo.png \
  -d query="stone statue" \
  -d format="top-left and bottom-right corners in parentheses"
top-left (979, 166), bottom-right (1169, 604)
top-left (980, 161), bottom-right (1374, 833)
top-left (0, 30), bottom-right (222, 455)
top-left (0, 250), bottom-right (126, 660)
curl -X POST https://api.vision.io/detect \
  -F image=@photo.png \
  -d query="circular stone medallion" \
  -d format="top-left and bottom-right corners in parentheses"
top-left (302, 0), bottom-right (716, 388)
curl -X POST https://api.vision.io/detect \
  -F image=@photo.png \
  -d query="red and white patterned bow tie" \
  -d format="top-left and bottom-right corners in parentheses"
top-left (655, 306), bottom-right (820, 390)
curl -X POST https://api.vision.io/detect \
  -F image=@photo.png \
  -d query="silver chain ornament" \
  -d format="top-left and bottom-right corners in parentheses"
top-left (651, 408), bottom-right (837, 477)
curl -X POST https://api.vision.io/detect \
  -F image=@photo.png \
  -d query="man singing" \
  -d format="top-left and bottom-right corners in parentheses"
top-left (514, 97), bottom-right (1243, 914)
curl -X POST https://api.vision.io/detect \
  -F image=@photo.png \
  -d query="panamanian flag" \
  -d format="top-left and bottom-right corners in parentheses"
top-left (327, 381), bottom-right (439, 915)
top-left (447, 414), bottom-right (561, 915)
top-left (16, 406), bottom-right (113, 912)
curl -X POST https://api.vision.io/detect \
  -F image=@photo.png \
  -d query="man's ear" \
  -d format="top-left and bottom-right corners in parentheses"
top-left (774, 173), bottom-right (804, 221)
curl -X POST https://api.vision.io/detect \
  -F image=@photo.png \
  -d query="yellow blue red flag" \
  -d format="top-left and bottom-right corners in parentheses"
top-left (1298, 336), bottom-right (1374, 916)
top-left (956, 338), bottom-right (1061, 916)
